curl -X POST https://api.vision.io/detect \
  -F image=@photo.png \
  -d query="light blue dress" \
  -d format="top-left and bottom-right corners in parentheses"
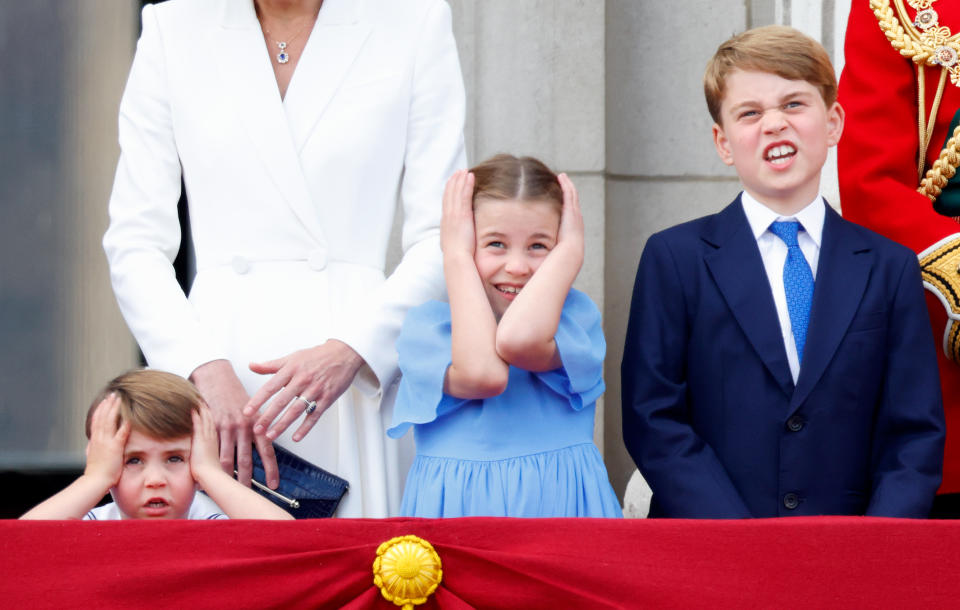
top-left (388, 289), bottom-right (622, 518)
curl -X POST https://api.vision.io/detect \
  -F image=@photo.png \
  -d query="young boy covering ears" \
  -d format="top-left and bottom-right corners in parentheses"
top-left (21, 369), bottom-right (293, 520)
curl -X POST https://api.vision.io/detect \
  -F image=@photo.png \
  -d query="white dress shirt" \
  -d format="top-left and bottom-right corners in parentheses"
top-left (740, 192), bottom-right (824, 382)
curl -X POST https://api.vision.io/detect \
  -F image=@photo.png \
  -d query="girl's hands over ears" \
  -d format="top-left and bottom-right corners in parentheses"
top-left (441, 170), bottom-right (476, 259)
top-left (555, 173), bottom-right (585, 263)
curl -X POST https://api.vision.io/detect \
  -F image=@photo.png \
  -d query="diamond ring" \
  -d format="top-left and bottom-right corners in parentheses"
top-left (296, 395), bottom-right (317, 415)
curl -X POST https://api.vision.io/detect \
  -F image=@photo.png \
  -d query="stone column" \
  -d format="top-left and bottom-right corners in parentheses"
top-left (0, 1), bottom-right (138, 468)
top-left (63, 1), bottom-right (141, 454)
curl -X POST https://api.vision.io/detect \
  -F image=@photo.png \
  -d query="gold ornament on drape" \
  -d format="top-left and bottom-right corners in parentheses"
top-left (373, 535), bottom-right (443, 609)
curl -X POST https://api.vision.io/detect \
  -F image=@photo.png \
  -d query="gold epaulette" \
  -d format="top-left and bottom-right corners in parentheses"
top-left (920, 234), bottom-right (960, 362)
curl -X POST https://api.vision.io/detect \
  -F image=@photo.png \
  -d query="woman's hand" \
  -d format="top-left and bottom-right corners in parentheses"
top-left (243, 340), bottom-right (364, 444)
top-left (440, 170), bottom-right (477, 258)
top-left (83, 393), bottom-right (131, 489)
top-left (190, 360), bottom-right (278, 488)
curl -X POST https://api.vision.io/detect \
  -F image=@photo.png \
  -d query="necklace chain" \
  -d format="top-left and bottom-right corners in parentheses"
top-left (260, 5), bottom-right (321, 65)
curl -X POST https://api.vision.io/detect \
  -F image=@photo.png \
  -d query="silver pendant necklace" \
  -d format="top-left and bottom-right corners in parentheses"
top-left (260, 4), bottom-right (321, 66)
top-left (275, 41), bottom-right (291, 65)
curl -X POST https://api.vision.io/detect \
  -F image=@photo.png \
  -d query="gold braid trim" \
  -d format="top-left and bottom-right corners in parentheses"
top-left (873, 0), bottom-right (960, 178)
top-left (871, 0), bottom-right (936, 65)
top-left (919, 123), bottom-right (960, 200)
top-left (920, 235), bottom-right (960, 363)
top-left (949, 315), bottom-right (960, 362)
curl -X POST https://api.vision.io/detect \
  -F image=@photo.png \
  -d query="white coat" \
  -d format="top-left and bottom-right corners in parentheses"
top-left (103, 0), bottom-right (466, 517)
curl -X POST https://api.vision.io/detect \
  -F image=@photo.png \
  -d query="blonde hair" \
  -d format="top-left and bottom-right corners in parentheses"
top-left (85, 369), bottom-right (202, 439)
top-left (470, 154), bottom-right (562, 209)
top-left (704, 25), bottom-right (837, 124)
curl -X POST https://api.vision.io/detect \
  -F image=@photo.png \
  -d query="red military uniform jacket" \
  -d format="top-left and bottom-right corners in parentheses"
top-left (839, 0), bottom-right (960, 493)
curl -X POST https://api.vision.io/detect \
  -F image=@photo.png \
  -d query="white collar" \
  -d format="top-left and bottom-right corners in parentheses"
top-left (740, 191), bottom-right (825, 247)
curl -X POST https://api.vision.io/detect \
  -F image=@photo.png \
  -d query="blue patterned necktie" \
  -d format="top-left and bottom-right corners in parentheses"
top-left (769, 221), bottom-right (814, 363)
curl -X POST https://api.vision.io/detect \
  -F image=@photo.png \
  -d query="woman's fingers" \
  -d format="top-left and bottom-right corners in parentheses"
top-left (248, 357), bottom-right (284, 375)
top-left (253, 384), bottom-right (301, 437)
top-left (243, 359), bottom-right (292, 417)
top-left (267, 383), bottom-right (329, 442)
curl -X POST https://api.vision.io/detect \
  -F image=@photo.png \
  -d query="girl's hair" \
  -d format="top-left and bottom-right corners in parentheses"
top-left (85, 369), bottom-right (202, 439)
top-left (469, 154), bottom-right (562, 208)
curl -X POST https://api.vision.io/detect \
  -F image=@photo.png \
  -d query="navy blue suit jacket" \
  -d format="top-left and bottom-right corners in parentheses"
top-left (621, 197), bottom-right (945, 518)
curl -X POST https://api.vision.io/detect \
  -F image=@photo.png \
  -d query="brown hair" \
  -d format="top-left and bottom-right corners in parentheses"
top-left (85, 369), bottom-right (202, 439)
top-left (703, 25), bottom-right (837, 124)
top-left (469, 154), bottom-right (562, 209)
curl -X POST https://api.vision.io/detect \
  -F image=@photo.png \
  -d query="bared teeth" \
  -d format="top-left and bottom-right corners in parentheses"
top-left (498, 285), bottom-right (520, 294)
top-left (766, 144), bottom-right (796, 163)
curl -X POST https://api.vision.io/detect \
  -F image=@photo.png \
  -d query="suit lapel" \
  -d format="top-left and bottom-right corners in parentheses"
top-left (703, 198), bottom-right (795, 398)
top-left (790, 205), bottom-right (873, 411)
top-left (211, 0), bottom-right (326, 243)
top-left (284, 0), bottom-right (372, 153)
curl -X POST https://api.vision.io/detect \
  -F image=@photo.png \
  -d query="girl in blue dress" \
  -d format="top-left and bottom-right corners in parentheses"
top-left (388, 154), bottom-right (622, 518)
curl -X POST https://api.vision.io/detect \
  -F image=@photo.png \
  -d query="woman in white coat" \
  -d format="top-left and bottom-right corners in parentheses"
top-left (103, 0), bottom-right (466, 518)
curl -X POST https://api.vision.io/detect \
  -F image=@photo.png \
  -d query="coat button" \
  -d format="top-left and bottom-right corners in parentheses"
top-left (786, 415), bottom-right (805, 432)
top-left (783, 493), bottom-right (800, 510)
top-left (307, 248), bottom-right (327, 271)
top-left (231, 256), bottom-right (250, 274)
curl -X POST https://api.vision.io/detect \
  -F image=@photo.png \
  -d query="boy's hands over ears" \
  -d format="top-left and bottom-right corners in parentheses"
top-left (83, 393), bottom-right (130, 489)
top-left (190, 404), bottom-right (224, 484)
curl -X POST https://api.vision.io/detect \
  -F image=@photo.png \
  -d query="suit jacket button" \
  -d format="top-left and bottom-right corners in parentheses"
top-left (231, 256), bottom-right (250, 274)
top-left (308, 248), bottom-right (328, 271)
top-left (783, 493), bottom-right (800, 510)
top-left (786, 415), bottom-right (804, 432)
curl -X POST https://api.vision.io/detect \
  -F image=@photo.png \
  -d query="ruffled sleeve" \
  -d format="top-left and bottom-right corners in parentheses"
top-left (536, 289), bottom-right (606, 411)
top-left (387, 300), bottom-right (469, 438)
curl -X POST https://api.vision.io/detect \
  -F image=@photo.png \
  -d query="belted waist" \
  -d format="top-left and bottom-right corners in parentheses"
top-left (196, 252), bottom-right (382, 275)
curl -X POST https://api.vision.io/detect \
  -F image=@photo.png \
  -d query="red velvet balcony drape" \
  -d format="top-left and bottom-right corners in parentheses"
top-left (2, 517), bottom-right (959, 608)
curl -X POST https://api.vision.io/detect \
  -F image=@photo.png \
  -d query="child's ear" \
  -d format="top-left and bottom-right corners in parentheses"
top-left (826, 101), bottom-right (845, 146)
top-left (712, 122), bottom-right (735, 166)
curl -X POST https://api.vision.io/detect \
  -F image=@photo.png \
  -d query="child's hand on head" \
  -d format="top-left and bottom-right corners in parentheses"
top-left (440, 169), bottom-right (477, 259)
top-left (190, 403), bottom-right (223, 481)
top-left (83, 393), bottom-right (130, 488)
top-left (556, 173), bottom-right (585, 257)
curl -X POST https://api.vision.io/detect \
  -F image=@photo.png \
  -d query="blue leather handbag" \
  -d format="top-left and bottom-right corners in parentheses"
top-left (250, 444), bottom-right (348, 519)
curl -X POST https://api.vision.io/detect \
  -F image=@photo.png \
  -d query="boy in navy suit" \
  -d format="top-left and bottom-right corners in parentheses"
top-left (621, 25), bottom-right (945, 518)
